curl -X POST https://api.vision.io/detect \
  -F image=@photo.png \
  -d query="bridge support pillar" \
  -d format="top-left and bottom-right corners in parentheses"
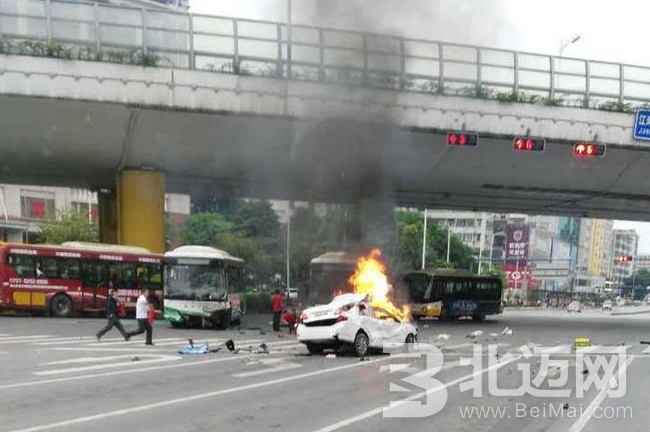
top-left (98, 169), bottom-right (166, 253)
top-left (97, 189), bottom-right (118, 245)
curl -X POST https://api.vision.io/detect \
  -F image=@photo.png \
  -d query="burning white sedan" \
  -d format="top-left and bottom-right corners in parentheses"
top-left (296, 293), bottom-right (417, 356)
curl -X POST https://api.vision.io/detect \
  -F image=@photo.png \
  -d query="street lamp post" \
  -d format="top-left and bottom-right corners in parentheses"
top-left (421, 209), bottom-right (427, 270)
top-left (559, 34), bottom-right (581, 58)
top-left (556, 34), bottom-right (581, 94)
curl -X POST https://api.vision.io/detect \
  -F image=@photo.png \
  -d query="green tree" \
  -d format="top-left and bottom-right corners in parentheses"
top-left (394, 210), bottom-right (475, 276)
top-left (39, 212), bottom-right (98, 244)
top-left (482, 264), bottom-right (508, 289)
top-left (231, 200), bottom-right (280, 238)
top-left (182, 212), bottom-right (233, 245)
top-left (624, 268), bottom-right (650, 299)
top-left (192, 196), bottom-right (242, 215)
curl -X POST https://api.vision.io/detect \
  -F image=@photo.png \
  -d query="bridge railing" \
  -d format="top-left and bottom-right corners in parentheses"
top-left (1, 0), bottom-right (649, 110)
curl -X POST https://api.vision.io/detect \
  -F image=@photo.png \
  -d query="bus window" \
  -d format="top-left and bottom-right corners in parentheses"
top-left (431, 278), bottom-right (444, 301)
top-left (405, 275), bottom-right (430, 303)
top-left (56, 258), bottom-right (80, 279)
top-left (40, 257), bottom-right (59, 279)
top-left (81, 261), bottom-right (107, 287)
top-left (7, 254), bottom-right (36, 277)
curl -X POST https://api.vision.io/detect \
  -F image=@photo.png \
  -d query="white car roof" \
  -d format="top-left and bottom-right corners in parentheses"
top-left (330, 293), bottom-right (368, 305)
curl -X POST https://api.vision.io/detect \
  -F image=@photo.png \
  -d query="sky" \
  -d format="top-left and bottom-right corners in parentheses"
top-left (189, 0), bottom-right (650, 252)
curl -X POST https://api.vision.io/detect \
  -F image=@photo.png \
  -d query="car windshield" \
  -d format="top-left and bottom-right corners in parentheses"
top-left (164, 264), bottom-right (227, 301)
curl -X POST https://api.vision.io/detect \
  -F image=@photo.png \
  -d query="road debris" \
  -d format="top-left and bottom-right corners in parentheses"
top-left (501, 327), bottom-right (513, 336)
top-left (436, 333), bottom-right (451, 341)
top-left (325, 353), bottom-right (336, 359)
top-left (574, 337), bottom-right (591, 347)
top-left (466, 330), bottom-right (483, 338)
top-left (131, 356), bottom-right (140, 361)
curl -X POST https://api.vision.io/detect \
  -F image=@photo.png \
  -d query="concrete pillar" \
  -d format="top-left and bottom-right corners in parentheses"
top-left (117, 169), bottom-right (166, 253)
top-left (97, 169), bottom-right (166, 253)
top-left (97, 189), bottom-right (118, 245)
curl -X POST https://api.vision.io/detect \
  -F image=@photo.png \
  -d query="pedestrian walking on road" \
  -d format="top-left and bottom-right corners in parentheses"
top-left (125, 287), bottom-right (155, 345)
top-left (271, 289), bottom-right (284, 331)
top-left (96, 288), bottom-right (128, 341)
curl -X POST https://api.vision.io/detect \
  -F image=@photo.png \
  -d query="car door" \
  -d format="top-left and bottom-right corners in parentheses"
top-left (358, 304), bottom-right (383, 347)
top-left (379, 314), bottom-right (406, 345)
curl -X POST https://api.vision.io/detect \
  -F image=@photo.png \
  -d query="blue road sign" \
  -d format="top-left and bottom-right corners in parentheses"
top-left (633, 109), bottom-right (650, 141)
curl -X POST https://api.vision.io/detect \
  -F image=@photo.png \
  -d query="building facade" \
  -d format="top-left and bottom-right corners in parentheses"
top-left (611, 229), bottom-right (639, 286)
top-left (0, 184), bottom-right (190, 246)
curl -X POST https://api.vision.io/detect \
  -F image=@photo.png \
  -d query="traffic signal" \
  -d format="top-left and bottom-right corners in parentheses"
top-left (446, 132), bottom-right (478, 146)
top-left (513, 137), bottom-right (545, 152)
top-left (616, 254), bottom-right (633, 262)
top-left (574, 142), bottom-right (606, 157)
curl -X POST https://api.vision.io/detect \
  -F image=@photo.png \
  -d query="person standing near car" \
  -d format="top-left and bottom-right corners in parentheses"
top-left (96, 288), bottom-right (129, 341)
top-left (125, 287), bottom-right (154, 345)
top-left (271, 289), bottom-right (283, 331)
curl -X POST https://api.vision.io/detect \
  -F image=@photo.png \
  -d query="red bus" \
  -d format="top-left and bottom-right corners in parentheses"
top-left (0, 242), bottom-right (163, 317)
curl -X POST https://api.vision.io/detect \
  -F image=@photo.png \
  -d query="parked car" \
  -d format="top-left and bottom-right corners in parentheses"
top-left (285, 287), bottom-right (298, 300)
top-left (567, 301), bottom-right (582, 313)
top-left (601, 300), bottom-right (612, 311)
top-left (296, 293), bottom-right (417, 356)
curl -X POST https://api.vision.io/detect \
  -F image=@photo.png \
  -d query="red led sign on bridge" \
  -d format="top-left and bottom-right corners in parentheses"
top-left (446, 132), bottom-right (478, 146)
top-left (574, 142), bottom-right (606, 157)
top-left (513, 137), bottom-right (545, 152)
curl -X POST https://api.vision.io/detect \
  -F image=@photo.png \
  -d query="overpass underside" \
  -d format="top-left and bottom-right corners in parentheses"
top-left (2, 93), bottom-right (650, 229)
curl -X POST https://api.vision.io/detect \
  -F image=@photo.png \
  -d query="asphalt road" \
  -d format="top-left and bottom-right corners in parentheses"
top-left (0, 309), bottom-right (648, 432)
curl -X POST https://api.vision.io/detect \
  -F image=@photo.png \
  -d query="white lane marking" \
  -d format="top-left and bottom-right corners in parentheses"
top-left (233, 358), bottom-right (303, 378)
top-left (4, 356), bottom-right (393, 432)
top-left (41, 354), bottom-right (173, 366)
top-left (439, 342), bottom-right (473, 350)
top-left (83, 337), bottom-right (186, 347)
top-left (568, 356), bottom-right (635, 432)
top-left (45, 347), bottom-right (171, 353)
top-left (0, 335), bottom-right (53, 344)
top-left (642, 346), bottom-right (650, 354)
top-left (36, 337), bottom-right (119, 346)
top-left (0, 355), bottom-right (249, 390)
top-left (34, 355), bottom-right (181, 376)
top-left (309, 354), bottom-right (521, 432)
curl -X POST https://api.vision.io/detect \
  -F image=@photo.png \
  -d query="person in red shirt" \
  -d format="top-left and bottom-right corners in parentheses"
top-left (282, 309), bottom-right (297, 333)
top-left (271, 289), bottom-right (284, 331)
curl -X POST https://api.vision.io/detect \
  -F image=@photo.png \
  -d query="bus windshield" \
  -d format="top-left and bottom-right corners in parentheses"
top-left (165, 264), bottom-right (227, 301)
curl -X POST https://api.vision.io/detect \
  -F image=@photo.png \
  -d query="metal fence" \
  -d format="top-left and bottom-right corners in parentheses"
top-left (1, 0), bottom-right (649, 109)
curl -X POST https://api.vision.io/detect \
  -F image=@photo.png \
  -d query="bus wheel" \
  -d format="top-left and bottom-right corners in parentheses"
top-left (50, 294), bottom-right (73, 318)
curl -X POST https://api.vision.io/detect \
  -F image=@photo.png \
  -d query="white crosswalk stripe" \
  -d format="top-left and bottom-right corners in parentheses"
top-left (0, 335), bottom-right (54, 344)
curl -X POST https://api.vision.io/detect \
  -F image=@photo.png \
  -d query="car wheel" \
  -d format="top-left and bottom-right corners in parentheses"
top-left (403, 334), bottom-right (416, 353)
top-left (306, 343), bottom-right (324, 355)
top-left (354, 331), bottom-right (369, 357)
top-left (50, 294), bottom-right (74, 318)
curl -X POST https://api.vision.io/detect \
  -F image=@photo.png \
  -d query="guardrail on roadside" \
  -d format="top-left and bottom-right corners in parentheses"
top-left (1, 0), bottom-right (649, 110)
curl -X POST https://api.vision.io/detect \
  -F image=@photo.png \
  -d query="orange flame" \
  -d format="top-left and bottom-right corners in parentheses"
top-left (348, 249), bottom-right (410, 322)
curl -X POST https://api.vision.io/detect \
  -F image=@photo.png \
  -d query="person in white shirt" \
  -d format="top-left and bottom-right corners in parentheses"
top-left (125, 287), bottom-right (154, 345)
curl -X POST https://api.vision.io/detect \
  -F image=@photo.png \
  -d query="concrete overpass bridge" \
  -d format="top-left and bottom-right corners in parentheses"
top-left (2, 0), bottom-right (650, 251)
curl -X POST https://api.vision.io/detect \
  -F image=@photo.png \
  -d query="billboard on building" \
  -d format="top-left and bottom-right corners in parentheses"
top-left (506, 225), bottom-right (529, 261)
top-left (502, 262), bottom-right (532, 290)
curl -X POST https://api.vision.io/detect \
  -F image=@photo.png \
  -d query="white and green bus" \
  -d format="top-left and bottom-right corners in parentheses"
top-left (163, 246), bottom-right (244, 328)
